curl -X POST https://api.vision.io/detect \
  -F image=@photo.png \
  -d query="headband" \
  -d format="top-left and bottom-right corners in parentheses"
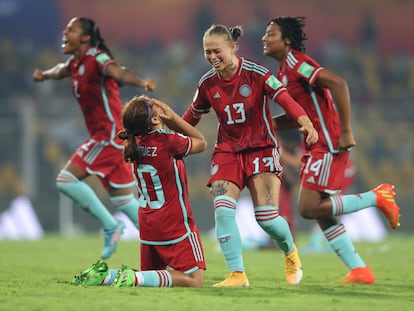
top-left (142, 98), bottom-right (152, 129)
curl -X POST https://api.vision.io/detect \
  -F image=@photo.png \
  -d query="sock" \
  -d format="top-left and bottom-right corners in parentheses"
top-left (135, 270), bottom-right (173, 287)
top-left (214, 195), bottom-right (244, 272)
top-left (254, 205), bottom-right (294, 254)
top-left (330, 191), bottom-right (376, 216)
top-left (307, 225), bottom-right (326, 250)
top-left (110, 194), bottom-right (139, 228)
top-left (102, 269), bottom-right (119, 285)
top-left (56, 169), bottom-right (117, 230)
top-left (323, 223), bottom-right (366, 269)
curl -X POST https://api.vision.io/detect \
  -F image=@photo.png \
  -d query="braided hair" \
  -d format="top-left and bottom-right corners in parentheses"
top-left (77, 17), bottom-right (113, 57)
top-left (203, 24), bottom-right (244, 44)
top-left (268, 17), bottom-right (307, 52)
top-left (118, 96), bottom-right (153, 162)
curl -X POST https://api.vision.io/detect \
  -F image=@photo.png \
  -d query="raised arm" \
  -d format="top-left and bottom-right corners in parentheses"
top-left (275, 91), bottom-right (318, 145)
top-left (152, 99), bottom-right (207, 154)
top-left (33, 63), bottom-right (70, 81)
top-left (105, 63), bottom-right (157, 92)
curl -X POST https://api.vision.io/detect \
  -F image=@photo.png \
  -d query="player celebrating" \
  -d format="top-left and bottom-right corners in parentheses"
top-left (72, 95), bottom-right (207, 287)
top-left (262, 16), bottom-right (400, 284)
top-left (33, 17), bottom-right (156, 259)
top-left (183, 24), bottom-right (318, 286)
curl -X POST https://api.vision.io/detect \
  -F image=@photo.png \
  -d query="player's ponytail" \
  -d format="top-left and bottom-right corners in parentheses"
top-left (118, 95), bottom-right (153, 162)
top-left (204, 24), bottom-right (244, 44)
top-left (78, 17), bottom-right (113, 57)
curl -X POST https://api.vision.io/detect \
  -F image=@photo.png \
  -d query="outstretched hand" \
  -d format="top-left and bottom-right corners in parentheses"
top-left (143, 79), bottom-right (157, 92)
top-left (32, 69), bottom-right (44, 82)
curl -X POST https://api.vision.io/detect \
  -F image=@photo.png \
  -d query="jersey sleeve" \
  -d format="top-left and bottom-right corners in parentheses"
top-left (182, 87), bottom-right (211, 126)
top-left (294, 59), bottom-right (324, 87)
top-left (264, 72), bottom-right (307, 122)
top-left (263, 73), bottom-right (288, 101)
top-left (167, 132), bottom-right (192, 158)
top-left (94, 52), bottom-right (116, 74)
top-left (274, 91), bottom-right (307, 121)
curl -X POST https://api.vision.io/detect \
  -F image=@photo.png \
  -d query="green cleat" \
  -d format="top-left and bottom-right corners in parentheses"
top-left (71, 260), bottom-right (109, 286)
top-left (112, 265), bottom-right (136, 287)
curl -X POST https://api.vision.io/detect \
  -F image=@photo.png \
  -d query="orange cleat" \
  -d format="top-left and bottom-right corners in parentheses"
top-left (340, 266), bottom-right (375, 284)
top-left (213, 272), bottom-right (250, 287)
top-left (372, 183), bottom-right (400, 229)
top-left (284, 245), bottom-right (303, 285)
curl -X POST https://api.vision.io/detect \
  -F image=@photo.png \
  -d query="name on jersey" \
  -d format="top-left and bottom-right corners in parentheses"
top-left (138, 146), bottom-right (158, 157)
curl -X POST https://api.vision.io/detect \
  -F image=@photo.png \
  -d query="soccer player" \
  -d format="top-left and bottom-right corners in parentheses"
top-left (72, 95), bottom-right (207, 287)
top-left (262, 16), bottom-right (400, 284)
top-left (32, 17), bottom-right (156, 259)
top-left (183, 24), bottom-right (318, 286)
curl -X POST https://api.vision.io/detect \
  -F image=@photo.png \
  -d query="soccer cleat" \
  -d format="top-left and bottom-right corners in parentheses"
top-left (284, 245), bottom-right (303, 285)
top-left (212, 272), bottom-right (250, 287)
top-left (112, 265), bottom-right (137, 287)
top-left (71, 260), bottom-right (109, 286)
top-left (101, 220), bottom-right (126, 260)
top-left (372, 183), bottom-right (400, 229)
top-left (340, 266), bottom-right (375, 284)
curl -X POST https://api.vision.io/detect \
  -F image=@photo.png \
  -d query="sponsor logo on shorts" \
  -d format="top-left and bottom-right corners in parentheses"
top-left (306, 176), bottom-right (315, 184)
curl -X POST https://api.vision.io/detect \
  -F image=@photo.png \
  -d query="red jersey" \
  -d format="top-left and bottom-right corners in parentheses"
top-left (277, 49), bottom-right (341, 153)
top-left (132, 129), bottom-right (197, 245)
top-left (65, 47), bottom-right (124, 148)
top-left (186, 57), bottom-right (306, 153)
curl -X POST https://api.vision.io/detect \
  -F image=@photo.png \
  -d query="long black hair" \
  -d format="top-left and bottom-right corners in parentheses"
top-left (268, 17), bottom-right (307, 52)
top-left (77, 17), bottom-right (113, 56)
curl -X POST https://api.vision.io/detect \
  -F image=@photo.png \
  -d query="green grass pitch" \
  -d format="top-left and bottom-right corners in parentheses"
top-left (1, 233), bottom-right (413, 311)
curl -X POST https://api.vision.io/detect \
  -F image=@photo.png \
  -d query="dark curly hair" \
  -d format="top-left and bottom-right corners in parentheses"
top-left (268, 17), bottom-right (308, 52)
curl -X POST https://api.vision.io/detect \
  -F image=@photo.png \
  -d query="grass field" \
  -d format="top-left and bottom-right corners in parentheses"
top-left (1, 233), bottom-right (413, 311)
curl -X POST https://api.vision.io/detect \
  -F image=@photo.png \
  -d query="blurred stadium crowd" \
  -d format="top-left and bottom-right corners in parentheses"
top-left (0, 0), bottom-right (413, 232)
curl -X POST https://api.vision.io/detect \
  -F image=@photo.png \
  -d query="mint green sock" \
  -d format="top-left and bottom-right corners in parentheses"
top-left (307, 225), bottom-right (326, 250)
top-left (214, 195), bottom-right (244, 272)
top-left (330, 191), bottom-right (376, 216)
top-left (135, 270), bottom-right (173, 287)
top-left (255, 205), bottom-right (294, 254)
top-left (56, 170), bottom-right (117, 230)
top-left (110, 194), bottom-right (139, 228)
top-left (323, 224), bottom-right (365, 269)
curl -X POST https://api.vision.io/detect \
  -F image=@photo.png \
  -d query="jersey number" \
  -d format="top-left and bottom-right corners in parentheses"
top-left (137, 164), bottom-right (165, 209)
top-left (252, 157), bottom-right (275, 174)
top-left (224, 103), bottom-right (246, 124)
top-left (303, 157), bottom-right (322, 176)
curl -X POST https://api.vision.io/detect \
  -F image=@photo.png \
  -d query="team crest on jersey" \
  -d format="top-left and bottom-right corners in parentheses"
top-left (239, 84), bottom-right (251, 97)
top-left (78, 65), bottom-right (85, 76)
top-left (282, 74), bottom-right (288, 86)
top-left (211, 164), bottom-right (219, 175)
